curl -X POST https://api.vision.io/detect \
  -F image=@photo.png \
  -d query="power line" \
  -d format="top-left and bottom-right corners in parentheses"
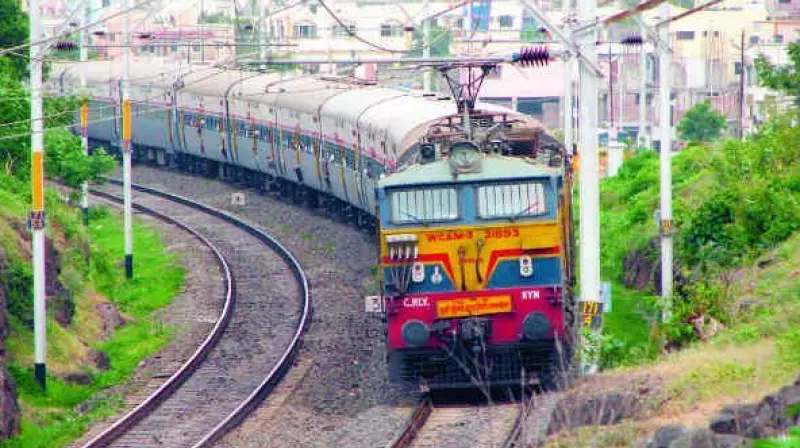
top-left (0, 0), bottom-right (161, 59)
top-left (316, 0), bottom-right (410, 54)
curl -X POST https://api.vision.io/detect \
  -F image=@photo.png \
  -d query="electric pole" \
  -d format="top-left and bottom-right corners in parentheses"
top-left (638, 21), bottom-right (647, 148)
top-left (562, 24), bottom-right (574, 157)
top-left (658, 2), bottom-right (673, 321)
top-left (422, 17), bottom-right (432, 91)
top-left (259, 0), bottom-right (267, 71)
top-left (122, 0), bottom-right (134, 279)
top-left (739, 28), bottom-right (745, 139)
top-left (30, 0), bottom-right (47, 391)
top-left (80, 0), bottom-right (90, 226)
top-left (577, 0), bottom-right (601, 374)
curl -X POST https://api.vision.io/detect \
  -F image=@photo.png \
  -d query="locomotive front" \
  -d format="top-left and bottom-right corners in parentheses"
top-left (377, 141), bottom-right (573, 390)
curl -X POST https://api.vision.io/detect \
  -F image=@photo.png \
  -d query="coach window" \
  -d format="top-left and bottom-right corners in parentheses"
top-left (390, 187), bottom-right (459, 224)
top-left (476, 181), bottom-right (548, 220)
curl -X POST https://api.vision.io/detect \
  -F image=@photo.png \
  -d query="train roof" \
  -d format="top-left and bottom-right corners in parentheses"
top-left (377, 155), bottom-right (562, 189)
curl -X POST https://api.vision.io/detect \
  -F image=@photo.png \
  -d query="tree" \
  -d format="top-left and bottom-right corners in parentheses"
top-left (677, 100), bottom-right (727, 144)
top-left (408, 25), bottom-right (452, 58)
top-left (0, 0), bottom-right (28, 79)
top-left (754, 41), bottom-right (800, 103)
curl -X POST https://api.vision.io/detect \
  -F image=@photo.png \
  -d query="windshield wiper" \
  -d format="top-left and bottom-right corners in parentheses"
top-left (508, 202), bottom-right (543, 222)
top-left (399, 210), bottom-right (429, 227)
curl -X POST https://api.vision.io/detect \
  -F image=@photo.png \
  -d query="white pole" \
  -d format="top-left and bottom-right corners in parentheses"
top-left (423, 18), bottom-right (432, 91)
top-left (577, 0), bottom-right (601, 374)
top-left (563, 26), bottom-right (574, 156)
top-left (122, 0), bottom-right (134, 279)
top-left (80, 0), bottom-right (89, 226)
top-left (618, 43), bottom-right (624, 139)
top-left (658, 2), bottom-right (673, 321)
top-left (638, 21), bottom-right (648, 148)
top-left (30, 0), bottom-right (47, 391)
top-left (259, 0), bottom-right (266, 71)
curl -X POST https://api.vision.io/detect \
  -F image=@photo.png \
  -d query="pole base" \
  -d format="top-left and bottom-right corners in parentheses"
top-left (82, 207), bottom-right (89, 226)
top-left (34, 363), bottom-right (46, 390)
top-left (125, 254), bottom-right (133, 279)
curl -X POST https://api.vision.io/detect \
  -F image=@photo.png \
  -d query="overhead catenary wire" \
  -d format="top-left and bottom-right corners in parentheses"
top-left (0, 0), bottom-right (161, 59)
top-left (316, 0), bottom-right (411, 54)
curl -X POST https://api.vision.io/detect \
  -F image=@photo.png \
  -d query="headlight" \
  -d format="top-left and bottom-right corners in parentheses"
top-left (402, 320), bottom-right (430, 347)
top-left (522, 312), bottom-right (550, 340)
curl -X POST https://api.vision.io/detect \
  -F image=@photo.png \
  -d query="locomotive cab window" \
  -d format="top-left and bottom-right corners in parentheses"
top-left (390, 187), bottom-right (458, 224)
top-left (477, 181), bottom-right (548, 220)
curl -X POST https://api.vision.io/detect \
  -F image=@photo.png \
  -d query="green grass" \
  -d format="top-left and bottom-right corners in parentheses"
top-left (1, 202), bottom-right (184, 448)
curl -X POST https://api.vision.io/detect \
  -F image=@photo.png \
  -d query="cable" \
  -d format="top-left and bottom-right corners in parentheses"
top-left (316, 0), bottom-right (410, 54)
top-left (0, 0), bottom-right (161, 59)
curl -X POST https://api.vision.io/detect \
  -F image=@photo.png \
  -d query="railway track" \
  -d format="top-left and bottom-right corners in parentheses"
top-left (77, 181), bottom-right (311, 448)
top-left (389, 395), bottom-right (526, 448)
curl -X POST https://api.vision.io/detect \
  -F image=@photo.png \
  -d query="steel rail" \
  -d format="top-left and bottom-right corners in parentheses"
top-left (388, 396), bottom-right (434, 448)
top-left (79, 179), bottom-right (312, 448)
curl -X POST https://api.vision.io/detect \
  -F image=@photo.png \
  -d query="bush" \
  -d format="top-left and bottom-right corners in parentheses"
top-left (2, 260), bottom-right (33, 327)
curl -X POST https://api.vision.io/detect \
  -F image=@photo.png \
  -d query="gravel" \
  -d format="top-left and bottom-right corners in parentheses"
top-left (69, 190), bottom-right (227, 448)
top-left (85, 184), bottom-right (305, 448)
top-left (125, 166), bottom-right (419, 447)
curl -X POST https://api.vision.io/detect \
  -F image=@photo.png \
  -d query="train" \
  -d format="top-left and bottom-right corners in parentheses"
top-left (53, 58), bottom-right (577, 390)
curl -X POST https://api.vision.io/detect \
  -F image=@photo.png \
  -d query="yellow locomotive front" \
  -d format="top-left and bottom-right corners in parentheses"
top-left (376, 141), bottom-right (576, 390)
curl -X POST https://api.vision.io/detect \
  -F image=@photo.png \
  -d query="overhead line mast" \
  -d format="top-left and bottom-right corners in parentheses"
top-left (80, 0), bottom-right (90, 226)
top-left (30, 0), bottom-right (48, 391)
top-left (122, 0), bottom-right (134, 279)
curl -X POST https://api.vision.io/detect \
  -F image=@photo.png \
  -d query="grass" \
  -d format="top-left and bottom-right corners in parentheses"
top-left (0, 201), bottom-right (185, 448)
top-left (545, 229), bottom-right (800, 446)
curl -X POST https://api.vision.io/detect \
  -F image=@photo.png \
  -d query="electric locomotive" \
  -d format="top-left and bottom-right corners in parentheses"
top-left (377, 124), bottom-right (576, 390)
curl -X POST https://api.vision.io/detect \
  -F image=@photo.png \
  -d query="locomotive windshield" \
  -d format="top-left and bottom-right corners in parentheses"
top-left (476, 181), bottom-right (548, 220)
top-left (390, 187), bottom-right (459, 224)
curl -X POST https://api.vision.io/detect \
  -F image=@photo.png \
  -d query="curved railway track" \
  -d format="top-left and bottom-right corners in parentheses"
top-left (78, 181), bottom-right (311, 448)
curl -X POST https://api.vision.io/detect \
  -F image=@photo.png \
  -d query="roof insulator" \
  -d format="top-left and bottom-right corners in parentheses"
top-left (54, 41), bottom-right (77, 51)
top-left (137, 32), bottom-right (153, 39)
top-left (621, 35), bottom-right (644, 46)
top-left (92, 30), bottom-right (107, 36)
top-left (511, 46), bottom-right (550, 67)
top-left (403, 25), bottom-right (415, 32)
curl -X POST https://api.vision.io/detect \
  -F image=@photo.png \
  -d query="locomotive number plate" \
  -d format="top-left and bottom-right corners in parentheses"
top-left (436, 295), bottom-right (512, 319)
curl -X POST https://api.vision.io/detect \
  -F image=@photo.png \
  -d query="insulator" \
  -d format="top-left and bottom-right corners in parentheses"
top-left (92, 30), bottom-right (107, 36)
top-left (621, 35), bottom-right (644, 46)
top-left (403, 25), bottom-right (415, 32)
top-left (512, 46), bottom-right (550, 67)
top-left (137, 32), bottom-right (153, 39)
top-left (54, 41), bottom-right (77, 51)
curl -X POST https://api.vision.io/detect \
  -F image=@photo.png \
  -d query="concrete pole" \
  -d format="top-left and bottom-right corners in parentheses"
top-left (259, 0), bottom-right (267, 70)
top-left (563, 27), bottom-right (574, 156)
top-left (122, 0), bottom-right (134, 279)
top-left (638, 22), bottom-right (648, 148)
top-left (577, 0), bottom-right (601, 374)
top-left (30, 0), bottom-right (47, 391)
top-left (80, 0), bottom-right (90, 226)
top-left (423, 18), bottom-right (432, 91)
top-left (658, 2), bottom-right (673, 321)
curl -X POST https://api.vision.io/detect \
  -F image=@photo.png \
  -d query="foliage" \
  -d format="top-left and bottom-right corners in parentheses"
top-left (409, 25), bottom-right (452, 58)
top-left (44, 129), bottom-right (116, 187)
top-left (0, 62), bottom-right (113, 184)
top-left (755, 41), bottom-right (800, 101)
top-left (0, 0), bottom-right (29, 79)
top-left (1, 261), bottom-right (33, 327)
top-left (1, 205), bottom-right (185, 447)
top-left (199, 12), bottom-right (232, 24)
top-left (677, 100), bottom-right (727, 143)
top-left (599, 109), bottom-right (800, 351)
